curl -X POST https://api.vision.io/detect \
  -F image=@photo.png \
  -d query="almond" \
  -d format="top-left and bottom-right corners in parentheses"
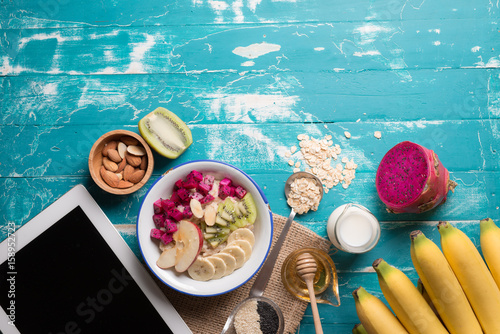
top-left (107, 149), bottom-right (122, 163)
top-left (127, 145), bottom-right (146, 156)
top-left (128, 169), bottom-right (145, 183)
top-left (123, 165), bottom-right (135, 182)
top-left (120, 136), bottom-right (139, 146)
top-left (117, 180), bottom-right (134, 189)
top-left (117, 142), bottom-right (127, 159)
top-left (102, 141), bottom-right (117, 157)
top-left (102, 157), bottom-right (118, 172)
top-left (140, 156), bottom-right (147, 170)
top-left (125, 152), bottom-right (141, 167)
top-left (100, 166), bottom-right (120, 188)
top-left (115, 158), bottom-right (127, 173)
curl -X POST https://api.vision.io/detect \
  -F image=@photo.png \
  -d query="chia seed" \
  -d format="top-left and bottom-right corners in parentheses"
top-left (234, 299), bottom-right (280, 334)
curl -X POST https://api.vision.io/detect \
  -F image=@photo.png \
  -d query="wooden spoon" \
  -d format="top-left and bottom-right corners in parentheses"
top-left (296, 252), bottom-right (323, 334)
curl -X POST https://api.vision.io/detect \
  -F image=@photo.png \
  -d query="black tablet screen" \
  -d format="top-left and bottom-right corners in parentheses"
top-left (0, 206), bottom-right (174, 334)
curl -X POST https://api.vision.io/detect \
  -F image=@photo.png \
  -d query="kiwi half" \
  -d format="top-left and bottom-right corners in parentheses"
top-left (138, 107), bottom-right (193, 159)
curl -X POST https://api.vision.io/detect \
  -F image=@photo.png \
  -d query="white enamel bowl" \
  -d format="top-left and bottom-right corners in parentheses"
top-left (137, 160), bottom-right (273, 296)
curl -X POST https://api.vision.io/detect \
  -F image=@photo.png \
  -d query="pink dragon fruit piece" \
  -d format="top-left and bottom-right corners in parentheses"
top-left (204, 174), bottom-right (215, 186)
top-left (376, 141), bottom-right (457, 214)
top-left (153, 214), bottom-right (165, 228)
top-left (220, 177), bottom-right (232, 188)
top-left (235, 186), bottom-right (247, 199)
top-left (153, 199), bottom-right (163, 214)
top-left (161, 199), bottom-right (175, 212)
top-left (177, 188), bottom-right (190, 201)
top-left (218, 184), bottom-right (232, 199)
top-left (150, 228), bottom-right (164, 240)
top-left (183, 206), bottom-right (193, 219)
top-left (190, 192), bottom-right (204, 201)
top-left (175, 179), bottom-right (184, 189)
top-left (200, 194), bottom-right (214, 205)
top-left (197, 181), bottom-right (212, 195)
top-left (182, 179), bottom-right (198, 190)
top-left (164, 219), bottom-right (178, 233)
top-left (168, 208), bottom-right (184, 222)
top-left (187, 170), bottom-right (204, 183)
top-left (169, 192), bottom-right (181, 205)
top-left (160, 233), bottom-right (174, 245)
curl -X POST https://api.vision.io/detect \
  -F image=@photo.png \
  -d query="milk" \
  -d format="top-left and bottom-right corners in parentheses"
top-left (327, 204), bottom-right (380, 253)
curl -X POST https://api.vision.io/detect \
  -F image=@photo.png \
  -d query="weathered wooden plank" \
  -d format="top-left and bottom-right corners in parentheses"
top-left (1, 69), bottom-right (498, 125)
top-left (1, 0), bottom-right (496, 29)
top-left (1, 18), bottom-right (499, 77)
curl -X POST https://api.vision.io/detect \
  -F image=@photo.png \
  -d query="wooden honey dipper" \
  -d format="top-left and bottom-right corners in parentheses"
top-left (296, 252), bottom-right (323, 334)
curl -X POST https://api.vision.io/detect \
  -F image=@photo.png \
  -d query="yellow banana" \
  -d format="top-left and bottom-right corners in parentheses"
top-left (416, 279), bottom-right (441, 320)
top-left (352, 323), bottom-right (368, 334)
top-left (353, 287), bottom-right (408, 334)
top-left (410, 230), bottom-right (482, 334)
top-left (480, 218), bottom-right (500, 289)
top-left (438, 221), bottom-right (500, 333)
top-left (372, 259), bottom-right (447, 334)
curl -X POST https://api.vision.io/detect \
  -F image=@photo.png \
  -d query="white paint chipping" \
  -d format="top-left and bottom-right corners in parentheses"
top-left (18, 32), bottom-right (81, 50)
top-left (42, 83), bottom-right (58, 95)
top-left (474, 56), bottom-right (500, 68)
top-left (241, 61), bottom-right (255, 67)
top-left (471, 46), bottom-right (482, 52)
top-left (333, 68), bottom-right (345, 72)
top-left (125, 33), bottom-right (156, 74)
top-left (354, 23), bottom-right (392, 45)
top-left (433, 41), bottom-right (441, 46)
top-left (232, 42), bottom-right (281, 59)
top-left (314, 47), bottom-right (325, 51)
top-left (428, 29), bottom-right (441, 34)
top-left (353, 50), bottom-right (381, 57)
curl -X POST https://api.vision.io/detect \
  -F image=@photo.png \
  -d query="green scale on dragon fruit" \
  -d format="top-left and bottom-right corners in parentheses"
top-left (376, 141), bottom-right (458, 214)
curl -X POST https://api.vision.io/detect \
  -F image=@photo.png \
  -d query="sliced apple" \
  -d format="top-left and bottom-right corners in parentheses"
top-left (174, 220), bottom-right (203, 273)
top-left (156, 246), bottom-right (178, 269)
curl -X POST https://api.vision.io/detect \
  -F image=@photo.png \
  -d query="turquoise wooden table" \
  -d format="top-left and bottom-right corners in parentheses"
top-left (1, 0), bottom-right (499, 332)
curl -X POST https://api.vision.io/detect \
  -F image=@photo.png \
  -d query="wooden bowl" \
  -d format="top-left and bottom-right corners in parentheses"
top-left (89, 130), bottom-right (154, 195)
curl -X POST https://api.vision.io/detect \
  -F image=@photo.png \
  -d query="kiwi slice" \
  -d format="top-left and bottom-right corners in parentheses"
top-left (138, 107), bottom-right (193, 159)
top-left (217, 198), bottom-right (240, 231)
top-left (234, 193), bottom-right (257, 227)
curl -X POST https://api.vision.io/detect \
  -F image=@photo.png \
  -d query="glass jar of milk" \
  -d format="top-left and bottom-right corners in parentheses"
top-left (327, 204), bottom-right (380, 253)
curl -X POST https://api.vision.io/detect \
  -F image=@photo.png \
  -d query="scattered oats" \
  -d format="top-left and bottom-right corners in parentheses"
top-left (293, 168), bottom-right (300, 173)
top-left (341, 157), bottom-right (349, 164)
top-left (344, 131), bottom-right (351, 139)
top-left (288, 160), bottom-right (294, 166)
top-left (290, 145), bottom-right (297, 154)
top-left (356, 119), bottom-right (361, 122)
top-left (374, 131), bottom-right (382, 139)
top-left (285, 151), bottom-right (291, 158)
top-left (342, 183), bottom-right (349, 189)
top-left (324, 124), bottom-right (328, 129)
top-left (287, 177), bottom-right (322, 214)
top-left (295, 161), bottom-right (301, 168)
top-left (325, 135), bottom-right (332, 140)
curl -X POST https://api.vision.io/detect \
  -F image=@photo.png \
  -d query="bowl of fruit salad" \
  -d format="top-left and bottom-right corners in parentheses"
top-left (137, 160), bottom-right (273, 296)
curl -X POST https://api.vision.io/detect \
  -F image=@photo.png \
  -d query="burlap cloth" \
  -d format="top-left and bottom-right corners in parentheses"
top-left (155, 213), bottom-right (331, 334)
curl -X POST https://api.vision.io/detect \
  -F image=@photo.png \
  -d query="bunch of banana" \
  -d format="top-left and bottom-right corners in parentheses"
top-left (352, 323), bottom-right (368, 334)
top-left (438, 221), bottom-right (500, 333)
top-left (372, 259), bottom-right (447, 334)
top-left (352, 287), bottom-right (408, 334)
top-left (410, 230), bottom-right (481, 334)
top-left (480, 218), bottom-right (500, 289)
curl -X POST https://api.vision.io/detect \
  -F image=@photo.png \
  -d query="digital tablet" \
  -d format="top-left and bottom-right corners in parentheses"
top-left (0, 184), bottom-right (191, 334)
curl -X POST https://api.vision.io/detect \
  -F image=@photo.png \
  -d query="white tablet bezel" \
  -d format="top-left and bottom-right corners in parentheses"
top-left (0, 184), bottom-right (191, 334)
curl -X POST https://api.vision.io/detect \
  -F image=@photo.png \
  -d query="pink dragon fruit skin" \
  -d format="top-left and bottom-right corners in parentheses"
top-left (160, 233), bottom-right (174, 245)
top-left (235, 186), bottom-right (247, 199)
top-left (153, 214), bottom-right (165, 228)
top-left (150, 228), bottom-right (164, 240)
top-left (200, 194), bottom-right (214, 204)
top-left (376, 141), bottom-right (457, 213)
top-left (218, 184), bottom-right (232, 199)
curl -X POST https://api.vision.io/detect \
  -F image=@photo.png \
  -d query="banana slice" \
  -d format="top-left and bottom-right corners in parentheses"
top-left (206, 256), bottom-right (227, 280)
top-left (222, 246), bottom-right (246, 269)
top-left (229, 239), bottom-right (252, 261)
top-left (213, 253), bottom-right (236, 276)
top-left (188, 258), bottom-right (215, 281)
top-left (227, 228), bottom-right (255, 247)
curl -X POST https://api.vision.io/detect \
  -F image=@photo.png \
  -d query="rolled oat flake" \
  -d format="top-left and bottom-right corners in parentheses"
top-left (234, 299), bottom-right (280, 334)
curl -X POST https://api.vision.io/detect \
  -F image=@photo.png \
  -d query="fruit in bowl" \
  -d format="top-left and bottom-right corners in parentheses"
top-left (137, 160), bottom-right (273, 296)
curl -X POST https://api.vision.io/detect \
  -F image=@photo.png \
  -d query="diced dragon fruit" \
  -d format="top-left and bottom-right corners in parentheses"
top-left (187, 170), bottom-right (204, 183)
top-left (183, 206), bottom-right (193, 219)
top-left (197, 181), bottom-right (212, 195)
top-left (160, 233), bottom-right (174, 245)
top-left (153, 199), bottom-right (163, 214)
top-left (168, 208), bottom-right (184, 222)
top-left (170, 192), bottom-right (181, 205)
top-left (219, 184), bottom-right (232, 199)
top-left (235, 186), bottom-right (247, 199)
top-left (182, 179), bottom-right (198, 190)
top-left (150, 228), bottom-right (164, 240)
top-left (175, 179), bottom-right (184, 189)
top-left (177, 188), bottom-right (190, 201)
top-left (164, 219), bottom-right (178, 233)
top-left (153, 214), bottom-right (165, 228)
top-left (190, 192), bottom-right (204, 201)
top-left (200, 194), bottom-right (215, 204)
top-left (220, 177), bottom-right (232, 187)
top-left (161, 199), bottom-right (175, 212)
top-left (204, 174), bottom-right (215, 186)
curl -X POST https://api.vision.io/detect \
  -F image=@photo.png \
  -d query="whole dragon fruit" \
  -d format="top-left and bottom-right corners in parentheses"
top-left (376, 141), bottom-right (457, 213)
